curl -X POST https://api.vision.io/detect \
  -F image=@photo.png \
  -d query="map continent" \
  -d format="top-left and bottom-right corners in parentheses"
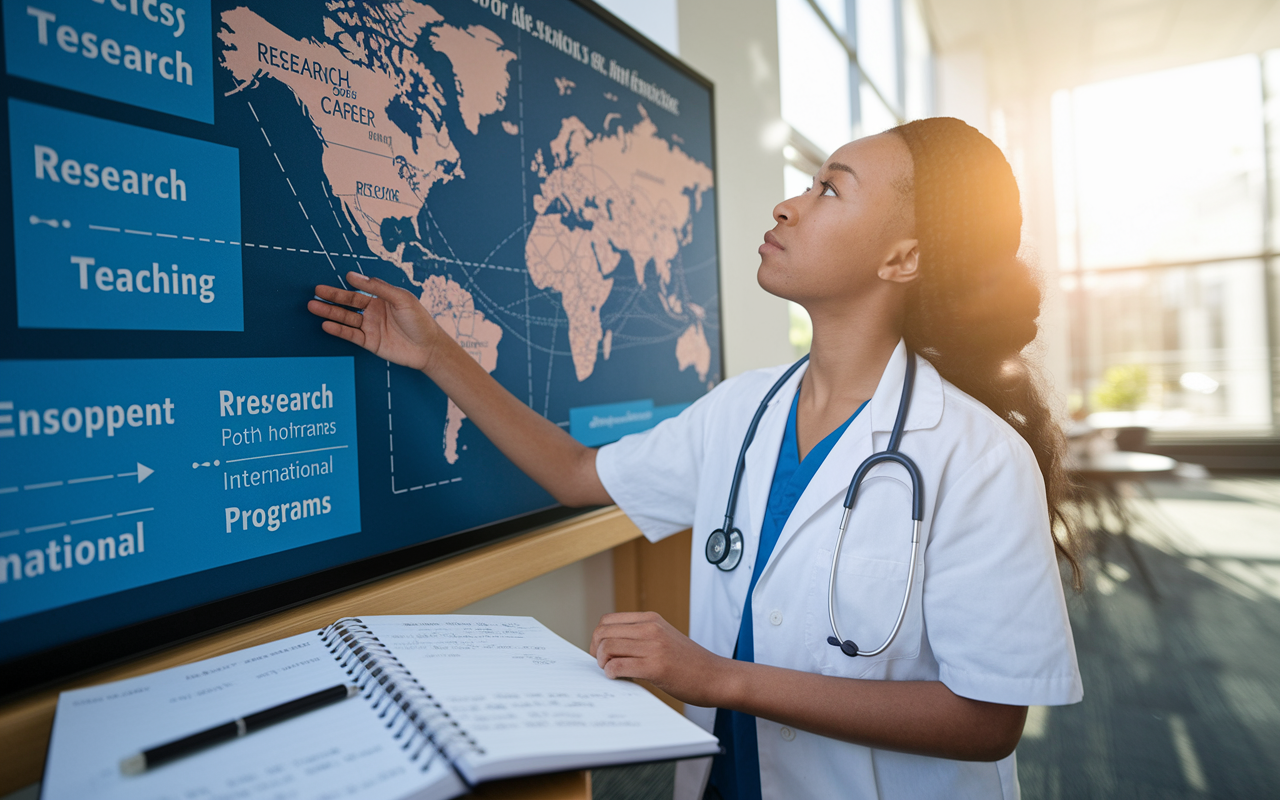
top-left (218, 0), bottom-right (716, 464)
top-left (418, 275), bottom-right (502, 463)
top-left (527, 108), bottom-right (714, 381)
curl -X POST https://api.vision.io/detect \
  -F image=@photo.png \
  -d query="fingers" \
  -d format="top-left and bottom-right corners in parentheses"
top-left (313, 283), bottom-right (372, 310)
top-left (594, 635), bottom-right (656, 669)
top-left (598, 611), bottom-right (666, 627)
top-left (320, 320), bottom-right (366, 347)
top-left (307, 298), bottom-right (365, 329)
top-left (590, 613), bottom-right (670, 658)
top-left (315, 273), bottom-right (418, 323)
top-left (592, 619), bottom-right (665, 643)
top-left (346, 271), bottom-right (415, 308)
top-left (601, 657), bottom-right (645, 680)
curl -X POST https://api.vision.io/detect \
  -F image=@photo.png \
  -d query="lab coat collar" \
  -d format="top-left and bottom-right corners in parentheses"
top-left (868, 339), bottom-right (944, 434)
top-left (745, 340), bottom-right (943, 589)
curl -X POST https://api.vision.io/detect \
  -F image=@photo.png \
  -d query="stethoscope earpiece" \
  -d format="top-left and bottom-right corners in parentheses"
top-left (706, 351), bottom-right (925, 658)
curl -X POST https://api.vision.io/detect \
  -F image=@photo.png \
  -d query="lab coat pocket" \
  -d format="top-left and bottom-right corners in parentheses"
top-left (803, 478), bottom-right (922, 679)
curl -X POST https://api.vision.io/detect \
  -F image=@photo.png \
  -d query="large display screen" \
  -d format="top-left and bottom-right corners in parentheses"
top-left (0, 0), bottom-right (719, 698)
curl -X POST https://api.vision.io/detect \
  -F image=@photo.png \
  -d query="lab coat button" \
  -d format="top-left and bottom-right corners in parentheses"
top-left (768, 611), bottom-right (783, 626)
top-left (780, 726), bottom-right (795, 741)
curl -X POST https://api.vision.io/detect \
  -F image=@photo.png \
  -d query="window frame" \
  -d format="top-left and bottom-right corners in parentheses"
top-left (1056, 53), bottom-right (1280, 437)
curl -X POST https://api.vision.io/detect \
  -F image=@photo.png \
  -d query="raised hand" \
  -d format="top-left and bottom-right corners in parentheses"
top-left (308, 271), bottom-right (446, 371)
top-left (309, 271), bottom-right (613, 508)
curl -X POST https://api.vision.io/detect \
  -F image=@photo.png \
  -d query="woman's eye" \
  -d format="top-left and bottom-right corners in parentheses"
top-left (821, 181), bottom-right (837, 197)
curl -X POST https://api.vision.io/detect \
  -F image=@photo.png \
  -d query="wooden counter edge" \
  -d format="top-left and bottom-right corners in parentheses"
top-left (472, 769), bottom-right (591, 799)
top-left (0, 506), bottom-right (641, 795)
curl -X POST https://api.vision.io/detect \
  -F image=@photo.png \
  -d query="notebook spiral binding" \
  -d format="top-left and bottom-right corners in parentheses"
top-left (319, 618), bottom-right (485, 772)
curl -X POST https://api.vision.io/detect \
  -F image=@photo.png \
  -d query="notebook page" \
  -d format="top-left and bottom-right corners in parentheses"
top-left (42, 631), bottom-right (465, 800)
top-left (359, 616), bottom-right (720, 783)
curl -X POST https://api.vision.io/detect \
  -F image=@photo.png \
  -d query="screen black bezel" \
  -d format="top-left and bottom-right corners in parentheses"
top-left (0, 0), bottom-right (722, 704)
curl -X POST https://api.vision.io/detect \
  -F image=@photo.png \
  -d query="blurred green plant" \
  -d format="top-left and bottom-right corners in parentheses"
top-left (1092, 364), bottom-right (1149, 411)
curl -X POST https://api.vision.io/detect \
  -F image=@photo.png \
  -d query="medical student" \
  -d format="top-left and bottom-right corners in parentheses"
top-left (309, 117), bottom-right (1084, 799)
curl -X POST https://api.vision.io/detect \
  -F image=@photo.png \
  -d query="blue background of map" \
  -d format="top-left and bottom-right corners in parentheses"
top-left (0, 0), bottom-right (719, 663)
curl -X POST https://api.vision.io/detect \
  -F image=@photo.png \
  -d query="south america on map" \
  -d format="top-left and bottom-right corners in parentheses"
top-left (217, 0), bottom-right (718, 476)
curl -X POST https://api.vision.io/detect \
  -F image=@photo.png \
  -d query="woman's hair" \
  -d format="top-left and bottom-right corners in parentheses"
top-left (888, 117), bottom-right (1086, 588)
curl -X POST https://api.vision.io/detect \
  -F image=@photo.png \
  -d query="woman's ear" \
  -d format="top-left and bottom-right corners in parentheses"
top-left (878, 240), bottom-right (920, 284)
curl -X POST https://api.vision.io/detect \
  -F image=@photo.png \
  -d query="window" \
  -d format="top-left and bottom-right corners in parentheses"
top-left (901, 0), bottom-right (932, 121)
top-left (1054, 55), bottom-right (1279, 434)
top-left (855, 0), bottom-right (898, 117)
top-left (778, 0), bottom-right (852, 156)
top-left (777, 0), bottom-right (935, 353)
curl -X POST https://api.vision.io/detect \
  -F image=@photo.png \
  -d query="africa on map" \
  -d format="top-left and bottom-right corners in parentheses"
top-left (217, 0), bottom-right (719, 473)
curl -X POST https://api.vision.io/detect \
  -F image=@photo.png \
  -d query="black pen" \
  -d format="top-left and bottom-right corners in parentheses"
top-left (119, 683), bottom-right (358, 774)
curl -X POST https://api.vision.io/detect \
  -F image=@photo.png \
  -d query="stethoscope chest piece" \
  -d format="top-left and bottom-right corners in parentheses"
top-left (705, 527), bottom-right (743, 571)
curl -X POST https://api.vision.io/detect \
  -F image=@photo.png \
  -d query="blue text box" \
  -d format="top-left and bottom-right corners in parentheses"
top-left (10, 99), bottom-right (243, 331)
top-left (0, 357), bottom-right (361, 623)
top-left (569, 399), bottom-right (689, 447)
top-left (4, 0), bottom-right (213, 122)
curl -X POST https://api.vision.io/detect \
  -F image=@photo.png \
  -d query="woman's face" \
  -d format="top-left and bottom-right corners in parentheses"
top-left (758, 133), bottom-right (917, 312)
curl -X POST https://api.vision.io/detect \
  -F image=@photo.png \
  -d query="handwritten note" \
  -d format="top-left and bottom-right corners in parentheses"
top-left (42, 631), bottom-right (465, 800)
top-left (358, 616), bottom-right (718, 781)
top-left (42, 616), bottom-right (716, 796)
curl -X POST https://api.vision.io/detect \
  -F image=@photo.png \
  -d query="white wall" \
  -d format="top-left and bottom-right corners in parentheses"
top-left (595, 0), bottom-right (680, 55)
top-left (935, 48), bottom-right (991, 135)
top-left (454, 550), bottom-right (615, 650)
top-left (678, 0), bottom-right (794, 376)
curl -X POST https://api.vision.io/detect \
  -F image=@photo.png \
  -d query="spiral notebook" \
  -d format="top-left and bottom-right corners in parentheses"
top-left (40, 615), bottom-right (720, 800)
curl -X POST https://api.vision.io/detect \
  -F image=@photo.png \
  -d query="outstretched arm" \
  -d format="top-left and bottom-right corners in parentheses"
top-left (308, 271), bottom-right (611, 507)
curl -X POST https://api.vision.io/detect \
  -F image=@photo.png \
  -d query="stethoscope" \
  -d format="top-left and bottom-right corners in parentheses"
top-left (704, 351), bottom-right (924, 658)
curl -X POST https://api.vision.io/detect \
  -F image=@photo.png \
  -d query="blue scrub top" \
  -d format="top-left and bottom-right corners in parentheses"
top-left (707, 390), bottom-right (867, 800)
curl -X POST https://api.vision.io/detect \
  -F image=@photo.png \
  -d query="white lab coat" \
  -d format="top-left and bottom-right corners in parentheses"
top-left (596, 341), bottom-right (1083, 800)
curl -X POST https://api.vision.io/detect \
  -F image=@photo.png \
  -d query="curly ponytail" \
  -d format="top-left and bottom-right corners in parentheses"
top-left (889, 117), bottom-right (1086, 588)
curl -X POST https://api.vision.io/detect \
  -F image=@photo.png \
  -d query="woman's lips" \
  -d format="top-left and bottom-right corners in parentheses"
top-left (759, 231), bottom-right (784, 255)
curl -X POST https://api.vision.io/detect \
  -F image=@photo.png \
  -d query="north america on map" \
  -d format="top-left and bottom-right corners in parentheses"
top-left (219, 0), bottom-right (715, 464)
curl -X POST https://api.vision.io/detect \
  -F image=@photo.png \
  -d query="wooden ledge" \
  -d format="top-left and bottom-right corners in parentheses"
top-left (0, 506), bottom-right (641, 795)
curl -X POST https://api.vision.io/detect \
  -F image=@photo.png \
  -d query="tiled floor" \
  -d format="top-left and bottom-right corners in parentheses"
top-left (593, 761), bottom-right (677, 800)
top-left (1017, 477), bottom-right (1280, 799)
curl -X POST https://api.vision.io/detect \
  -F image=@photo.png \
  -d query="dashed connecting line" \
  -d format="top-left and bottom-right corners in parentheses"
top-left (385, 362), bottom-right (463, 496)
top-left (1, 506), bottom-right (154, 539)
top-left (242, 242), bottom-right (375, 259)
top-left (517, 38), bottom-right (535, 408)
top-left (85, 223), bottom-right (381, 260)
top-left (245, 99), bottom-right (358, 288)
top-left (87, 223), bottom-right (238, 244)
top-left (419, 249), bottom-right (525, 274)
top-left (321, 182), bottom-right (361, 261)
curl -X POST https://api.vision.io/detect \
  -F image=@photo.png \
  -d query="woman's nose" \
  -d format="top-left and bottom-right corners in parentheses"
top-left (773, 197), bottom-right (796, 224)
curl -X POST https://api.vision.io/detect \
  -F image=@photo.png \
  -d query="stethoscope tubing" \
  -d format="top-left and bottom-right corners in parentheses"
top-left (708, 350), bottom-right (924, 658)
top-left (828, 515), bottom-right (921, 658)
top-left (719, 355), bottom-right (810, 533)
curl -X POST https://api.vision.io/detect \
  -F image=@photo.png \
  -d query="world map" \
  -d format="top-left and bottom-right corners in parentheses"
top-left (218, 0), bottom-right (716, 465)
